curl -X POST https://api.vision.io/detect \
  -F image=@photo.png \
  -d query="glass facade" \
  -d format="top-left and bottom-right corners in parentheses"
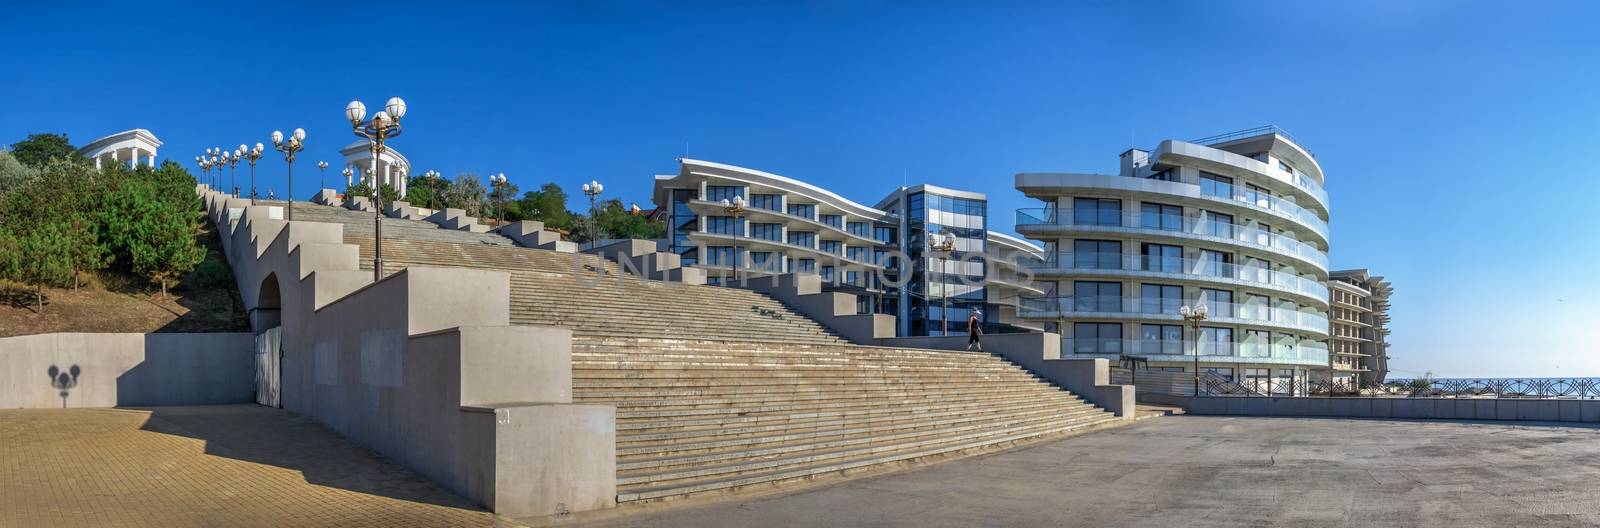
top-left (904, 191), bottom-right (992, 336)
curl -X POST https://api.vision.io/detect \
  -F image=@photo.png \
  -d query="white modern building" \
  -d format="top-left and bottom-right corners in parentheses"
top-left (1329, 269), bottom-right (1393, 386)
top-left (652, 159), bottom-right (1045, 336)
top-left (340, 140), bottom-right (411, 197)
top-left (78, 129), bottom-right (162, 170)
top-left (1012, 126), bottom-right (1333, 390)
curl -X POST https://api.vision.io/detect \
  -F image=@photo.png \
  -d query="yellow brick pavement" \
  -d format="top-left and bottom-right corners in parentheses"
top-left (0, 405), bottom-right (492, 528)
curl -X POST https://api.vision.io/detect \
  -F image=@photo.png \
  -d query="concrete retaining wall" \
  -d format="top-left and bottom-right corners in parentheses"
top-left (0, 332), bottom-right (253, 409)
top-left (1185, 396), bottom-right (1600, 423)
top-left (196, 184), bottom-right (616, 518)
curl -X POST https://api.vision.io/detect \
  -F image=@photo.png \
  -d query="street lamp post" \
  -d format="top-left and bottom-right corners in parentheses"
top-left (271, 129), bottom-right (306, 221)
top-left (195, 156), bottom-right (209, 190)
top-left (582, 180), bottom-right (604, 247)
top-left (930, 232), bottom-right (957, 336)
top-left (1180, 303), bottom-right (1210, 396)
top-left (422, 170), bottom-right (442, 210)
top-left (317, 161), bottom-right (329, 191)
top-left (342, 166), bottom-right (354, 192)
top-left (346, 97), bottom-right (406, 282)
top-left (241, 143), bottom-right (264, 205)
top-left (224, 149), bottom-right (241, 200)
top-left (719, 195), bottom-right (747, 281)
top-left (489, 173), bottom-right (508, 226)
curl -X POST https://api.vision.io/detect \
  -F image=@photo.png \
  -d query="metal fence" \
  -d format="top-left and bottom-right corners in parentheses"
top-left (1202, 377), bottom-right (1600, 400)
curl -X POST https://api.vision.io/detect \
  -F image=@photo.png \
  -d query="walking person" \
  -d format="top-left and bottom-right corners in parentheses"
top-left (966, 309), bottom-right (984, 351)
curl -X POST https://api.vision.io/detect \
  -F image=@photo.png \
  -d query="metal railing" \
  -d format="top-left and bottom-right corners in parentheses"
top-left (1063, 339), bottom-right (1330, 365)
top-left (1015, 208), bottom-right (1327, 269)
top-left (1190, 125), bottom-right (1306, 156)
top-left (1197, 377), bottom-right (1600, 399)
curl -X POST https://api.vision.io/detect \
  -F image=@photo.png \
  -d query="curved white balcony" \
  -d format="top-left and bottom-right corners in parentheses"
top-left (687, 231), bottom-right (886, 270)
top-left (1062, 338), bottom-right (1330, 368)
top-left (1017, 295), bottom-right (1329, 335)
top-left (1026, 252), bottom-right (1329, 306)
top-left (1014, 173), bottom-right (1329, 244)
top-left (1015, 208), bottom-right (1328, 272)
top-left (686, 199), bottom-right (890, 248)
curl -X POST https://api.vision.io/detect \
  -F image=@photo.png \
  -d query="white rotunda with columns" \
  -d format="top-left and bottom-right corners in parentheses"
top-left (78, 129), bottom-right (162, 170)
top-left (340, 140), bottom-right (411, 198)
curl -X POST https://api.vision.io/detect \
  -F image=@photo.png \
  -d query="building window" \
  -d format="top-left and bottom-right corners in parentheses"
top-left (1147, 169), bottom-right (1178, 182)
top-left (872, 248), bottom-right (889, 266)
top-left (1139, 324), bottom-right (1183, 355)
top-left (874, 226), bottom-right (897, 244)
top-left (1198, 326), bottom-right (1233, 356)
top-left (748, 222), bottom-right (782, 241)
top-left (820, 265), bottom-right (835, 281)
top-left (706, 185), bottom-right (744, 203)
top-left (1141, 243), bottom-right (1183, 273)
top-left (1278, 160), bottom-right (1294, 174)
top-left (1199, 172), bottom-right (1233, 199)
top-left (1245, 184), bottom-right (1271, 208)
top-left (1140, 283), bottom-right (1182, 314)
top-left (1203, 367), bottom-right (1235, 381)
top-left (787, 231), bottom-right (816, 248)
top-left (787, 203), bottom-right (815, 219)
top-left (1072, 198), bottom-right (1121, 226)
top-left (1200, 250), bottom-right (1232, 277)
top-left (706, 216), bottom-right (738, 235)
top-left (1204, 211), bottom-right (1235, 238)
top-left (847, 221), bottom-right (871, 238)
top-left (1140, 203), bottom-right (1182, 231)
top-left (1072, 240), bottom-right (1122, 269)
top-left (1073, 323), bottom-right (1122, 354)
top-left (847, 247), bottom-right (867, 262)
top-left (749, 251), bottom-right (775, 270)
top-left (1072, 281), bottom-right (1122, 312)
top-left (1201, 288), bottom-right (1234, 318)
top-left (820, 240), bottom-right (842, 255)
top-left (790, 257), bottom-right (816, 272)
top-left (819, 214), bottom-right (844, 229)
top-left (749, 193), bottom-right (781, 211)
top-left (705, 246), bottom-right (739, 267)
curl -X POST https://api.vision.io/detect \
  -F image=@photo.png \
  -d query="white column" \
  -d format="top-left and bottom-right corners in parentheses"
top-left (129, 149), bottom-right (139, 169)
top-left (95, 156), bottom-right (102, 170)
top-left (148, 148), bottom-right (157, 167)
top-left (383, 162), bottom-right (391, 189)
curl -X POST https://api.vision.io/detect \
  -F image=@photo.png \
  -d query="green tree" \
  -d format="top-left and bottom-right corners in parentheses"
top-left (10, 133), bottom-right (83, 168)
top-left (378, 183), bottom-right (399, 204)
top-left (0, 148), bottom-right (39, 197)
top-left (347, 180), bottom-right (372, 199)
top-left (444, 173), bottom-right (487, 217)
top-left (517, 183), bottom-right (575, 231)
top-left (572, 199), bottom-right (666, 243)
top-left (10, 221), bottom-right (76, 311)
top-left (485, 180), bottom-right (520, 223)
top-left (0, 159), bottom-right (108, 290)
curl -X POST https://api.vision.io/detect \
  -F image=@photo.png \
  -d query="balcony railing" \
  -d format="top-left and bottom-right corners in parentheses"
top-left (1063, 338), bottom-right (1330, 364)
top-left (1187, 125), bottom-right (1327, 206)
top-left (1025, 252), bottom-right (1327, 302)
top-left (1015, 208), bottom-right (1327, 269)
top-left (1018, 295), bottom-right (1329, 333)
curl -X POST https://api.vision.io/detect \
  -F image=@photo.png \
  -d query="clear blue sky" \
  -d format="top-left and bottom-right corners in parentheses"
top-left (4, 2), bottom-right (1598, 377)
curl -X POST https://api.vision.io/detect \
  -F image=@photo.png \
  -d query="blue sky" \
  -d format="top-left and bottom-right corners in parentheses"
top-left (5, 1), bottom-right (1598, 377)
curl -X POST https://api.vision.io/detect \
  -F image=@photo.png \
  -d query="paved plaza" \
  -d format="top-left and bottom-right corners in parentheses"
top-left (0, 405), bottom-right (490, 528)
top-left (577, 415), bottom-right (1600, 528)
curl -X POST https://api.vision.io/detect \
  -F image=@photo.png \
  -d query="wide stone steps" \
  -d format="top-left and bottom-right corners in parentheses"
top-left (605, 388), bottom-right (1061, 422)
top-left (614, 413), bottom-right (1123, 502)
top-left (610, 398), bottom-right (1090, 447)
top-left (582, 383), bottom-right (1061, 413)
top-left (616, 404), bottom-right (1108, 467)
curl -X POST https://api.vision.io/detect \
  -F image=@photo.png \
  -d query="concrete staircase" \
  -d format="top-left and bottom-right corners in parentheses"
top-left (302, 217), bottom-right (1124, 504)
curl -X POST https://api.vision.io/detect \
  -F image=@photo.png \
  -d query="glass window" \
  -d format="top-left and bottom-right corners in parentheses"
top-left (1201, 288), bottom-right (1234, 318)
top-left (819, 240), bottom-right (842, 255)
top-left (847, 221), bottom-right (871, 237)
top-left (705, 246), bottom-right (739, 267)
top-left (749, 251), bottom-right (775, 270)
top-left (706, 185), bottom-right (744, 203)
top-left (819, 265), bottom-right (835, 281)
top-left (847, 247), bottom-right (867, 262)
top-left (1141, 243), bottom-right (1183, 273)
top-left (1204, 211), bottom-right (1235, 238)
top-left (787, 203), bottom-right (815, 219)
top-left (1198, 326), bottom-right (1233, 356)
top-left (787, 231), bottom-right (816, 247)
top-left (873, 226), bottom-right (896, 243)
top-left (1073, 281), bottom-right (1122, 313)
top-left (706, 216), bottom-right (738, 235)
top-left (749, 193), bottom-right (781, 211)
top-left (1245, 184), bottom-right (1271, 208)
top-left (1200, 250), bottom-right (1232, 277)
top-left (791, 258), bottom-right (816, 272)
top-left (1139, 324), bottom-right (1183, 355)
top-left (819, 214), bottom-right (844, 229)
top-left (1073, 240), bottom-right (1122, 269)
top-left (750, 223), bottom-right (782, 241)
top-left (1140, 203), bottom-right (1182, 231)
top-left (1147, 169), bottom-right (1178, 182)
top-left (1203, 367), bottom-right (1235, 381)
top-left (1199, 172), bottom-right (1233, 199)
top-left (1140, 283), bottom-right (1182, 314)
top-left (1072, 323), bottom-right (1122, 354)
top-left (1072, 198), bottom-right (1121, 226)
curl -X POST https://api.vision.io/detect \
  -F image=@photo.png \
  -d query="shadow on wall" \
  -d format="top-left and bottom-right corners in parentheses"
top-left (134, 405), bottom-right (484, 512)
top-left (113, 334), bottom-right (256, 407)
top-left (47, 365), bottom-right (81, 408)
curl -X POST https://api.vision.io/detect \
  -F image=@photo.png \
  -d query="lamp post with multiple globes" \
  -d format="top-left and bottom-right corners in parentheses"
top-left (1180, 303), bottom-right (1210, 396)
top-left (271, 129), bottom-right (305, 220)
top-left (346, 97), bottom-right (406, 282)
top-left (489, 173), bottom-right (508, 226)
top-left (422, 170), bottom-right (442, 210)
top-left (222, 148), bottom-right (240, 199)
top-left (582, 180), bottom-right (604, 248)
top-left (241, 143), bottom-right (264, 205)
top-left (929, 232), bottom-right (957, 336)
top-left (719, 195), bottom-right (746, 280)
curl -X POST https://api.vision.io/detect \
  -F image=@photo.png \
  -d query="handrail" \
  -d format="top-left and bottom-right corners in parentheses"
top-left (1190, 125), bottom-right (1308, 157)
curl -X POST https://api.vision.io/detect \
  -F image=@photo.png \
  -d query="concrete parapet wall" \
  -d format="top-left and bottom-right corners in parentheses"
top-left (0, 332), bottom-right (254, 409)
top-left (743, 273), bottom-right (893, 343)
top-left (1185, 396), bottom-right (1600, 423)
top-left (881, 332), bottom-right (1134, 418)
top-left (584, 239), bottom-right (704, 285)
top-left (193, 187), bottom-right (617, 517)
top-left (500, 220), bottom-right (577, 253)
